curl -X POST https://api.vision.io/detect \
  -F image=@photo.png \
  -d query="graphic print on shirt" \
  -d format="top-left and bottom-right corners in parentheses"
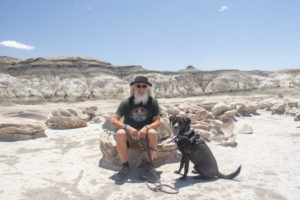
top-left (130, 107), bottom-right (148, 122)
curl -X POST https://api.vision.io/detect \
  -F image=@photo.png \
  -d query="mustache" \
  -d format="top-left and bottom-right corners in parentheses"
top-left (134, 91), bottom-right (149, 105)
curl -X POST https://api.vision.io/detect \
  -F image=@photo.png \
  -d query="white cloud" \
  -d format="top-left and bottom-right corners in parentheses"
top-left (86, 6), bottom-right (93, 10)
top-left (0, 40), bottom-right (35, 50)
top-left (219, 5), bottom-right (229, 12)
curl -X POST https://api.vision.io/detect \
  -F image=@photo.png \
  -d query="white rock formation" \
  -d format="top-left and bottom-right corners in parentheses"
top-left (0, 120), bottom-right (46, 141)
top-left (212, 102), bottom-right (230, 117)
top-left (1, 56), bottom-right (300, 103)
top-left (46, 108), bottom-right (93, 129)
top-left (239, 123), bottom-right (254, 134)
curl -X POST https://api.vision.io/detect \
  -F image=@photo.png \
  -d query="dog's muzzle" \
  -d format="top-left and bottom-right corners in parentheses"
top-left (173, 122), bottom-right (179, 136)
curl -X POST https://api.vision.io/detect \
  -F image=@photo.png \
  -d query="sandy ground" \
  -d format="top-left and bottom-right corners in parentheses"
top-left (1, 95), bottom-right (300, 200)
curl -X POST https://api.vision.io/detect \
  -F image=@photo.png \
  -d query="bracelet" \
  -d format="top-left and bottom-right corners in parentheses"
top-left (122, 124), bottom-right (128, 130)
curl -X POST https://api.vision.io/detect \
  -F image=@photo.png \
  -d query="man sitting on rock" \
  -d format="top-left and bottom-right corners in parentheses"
top-left (110, 76), bottom-right (161, 180)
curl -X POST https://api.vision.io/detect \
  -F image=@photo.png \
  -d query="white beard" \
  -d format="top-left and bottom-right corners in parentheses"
top-left (134, 91), bottom-right (149, 105)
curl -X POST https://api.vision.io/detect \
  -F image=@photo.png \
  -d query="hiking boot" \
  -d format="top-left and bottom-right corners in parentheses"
top-left (141, 163), bottom-right (154, 179)
top-left (113, 165), bottom-right (129, 180)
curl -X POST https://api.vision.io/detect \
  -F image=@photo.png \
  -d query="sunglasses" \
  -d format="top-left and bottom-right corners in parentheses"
top-left (136, 84), bottom-right (147, 88)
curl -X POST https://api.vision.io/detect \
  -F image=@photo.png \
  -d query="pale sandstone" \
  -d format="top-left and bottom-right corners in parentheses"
top-left (1, 94), bottom-right (300, 200)
top-left (239, 123), bottom-right (254, 134)
top-left (0, 121), bottom-right (46, 141)
top-left (212, 102), bottom-right (229, 117)
top-left (1, 56), bottom-right (300, 104)
top-left (46, 108), bottom-right (90, 128)
top-left (295, 113), bottom-right (300, 121)
top-left (271, 103), bottom-right (286, 114)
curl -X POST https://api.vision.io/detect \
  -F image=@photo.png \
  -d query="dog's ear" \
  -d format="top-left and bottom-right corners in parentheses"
top-left (185, 117), bottom-right (191, 125)
top-left (169, 115), bottom-right (173, 123)
top-left (169, 115), bottom-right (176, 123)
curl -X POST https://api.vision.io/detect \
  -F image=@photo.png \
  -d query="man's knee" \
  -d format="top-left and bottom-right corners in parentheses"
top-left (147, 129), bottom-right (157, 142)
top-left (148, 129), bottom-right (157, 136)
top-left (116, 129), bottom-right (127, 141)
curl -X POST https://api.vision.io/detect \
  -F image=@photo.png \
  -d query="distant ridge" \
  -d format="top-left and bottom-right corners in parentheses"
top-left (179, 65), bottom-right (201, 72)
top-left (0, 56), bottom-right (299, 103)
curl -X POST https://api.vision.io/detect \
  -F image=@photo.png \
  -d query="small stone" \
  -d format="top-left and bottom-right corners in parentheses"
top-left (239, 123), bottom-right (253, 134)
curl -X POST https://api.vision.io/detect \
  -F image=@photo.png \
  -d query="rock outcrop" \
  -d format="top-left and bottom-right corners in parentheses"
top-left (295, 113), bottom-right (300, 121)
top-left (46, 107), bottom-right (97, 129)
top-left (1, 56), bottom-right (300, 104)
top-left (99, 115), bottom-right (178, 170)
top-left (0, 120), bottom-right (46, 141)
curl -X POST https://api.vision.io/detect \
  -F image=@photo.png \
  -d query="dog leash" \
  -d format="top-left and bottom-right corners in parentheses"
top-left (137, 139), bottom-right (178, 152)
top-left (136, 131), bottom-right (180, 152)
top-left (143, 132), bottom-right (179, 194)
top-left (145, 172), bottom-right (179, 194)
top-left (138, 134), bottom-right (189, 152)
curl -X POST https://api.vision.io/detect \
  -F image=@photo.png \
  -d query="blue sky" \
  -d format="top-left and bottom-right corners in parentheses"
top-left (0, 0), bottom-right (299, 71)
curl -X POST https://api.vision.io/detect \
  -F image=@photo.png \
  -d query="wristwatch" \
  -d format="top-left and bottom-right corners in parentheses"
top-left (122, 124), bottom-right (128, 130)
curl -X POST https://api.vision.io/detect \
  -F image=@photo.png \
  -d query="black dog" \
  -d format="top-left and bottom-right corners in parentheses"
top-left (169, 115), bottom-right (241, 180)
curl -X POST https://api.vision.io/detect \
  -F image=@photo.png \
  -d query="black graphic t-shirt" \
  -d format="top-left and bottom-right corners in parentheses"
top-left (116, 96), bottom-right (161, 130)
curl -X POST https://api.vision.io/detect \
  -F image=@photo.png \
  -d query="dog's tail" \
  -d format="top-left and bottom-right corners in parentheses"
top-left (218, 165), bottom-right (241, 179)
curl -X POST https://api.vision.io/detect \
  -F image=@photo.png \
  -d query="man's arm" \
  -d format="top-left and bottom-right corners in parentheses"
top-left (138, 115), bottom-right (161, 138)
top-left (148, 115), bottom-right (161, 129)
top-left (110, 114), bottom-right (124, 129)
top-left (110, 114), bottom-right (140, 140)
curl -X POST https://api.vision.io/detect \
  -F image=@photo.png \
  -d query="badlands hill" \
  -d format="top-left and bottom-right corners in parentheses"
top-left (0, 56), bottom-right (300, 104)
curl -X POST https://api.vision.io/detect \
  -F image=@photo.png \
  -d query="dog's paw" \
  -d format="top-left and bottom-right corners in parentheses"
top-left (174, 170), bottom-right (181, 174)
top-left (178, 176), bottom-right (186, 180)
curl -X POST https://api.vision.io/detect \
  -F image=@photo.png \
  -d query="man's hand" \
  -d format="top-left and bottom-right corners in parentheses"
top-left (126, 126), bottom-right (139, 140)
top-left (138, 126), bottom-right (149, 138)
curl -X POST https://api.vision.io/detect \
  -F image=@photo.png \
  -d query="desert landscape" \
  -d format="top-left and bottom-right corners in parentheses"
top-left (1, 56), bottom-right (300, 200)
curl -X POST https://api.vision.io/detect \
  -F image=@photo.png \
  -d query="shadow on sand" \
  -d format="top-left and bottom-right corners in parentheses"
top-left (108, 167), bottom-right (163, 186)
top-left (174, 174), bottom-right (241, 190)
top-left (174, 176), bottom-right (217, 190)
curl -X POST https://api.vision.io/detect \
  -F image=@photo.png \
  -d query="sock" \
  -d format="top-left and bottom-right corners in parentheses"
top-left (122, 161), bottom-right (129, 168)
top-left (146, 161), bottom-right (153, 167)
